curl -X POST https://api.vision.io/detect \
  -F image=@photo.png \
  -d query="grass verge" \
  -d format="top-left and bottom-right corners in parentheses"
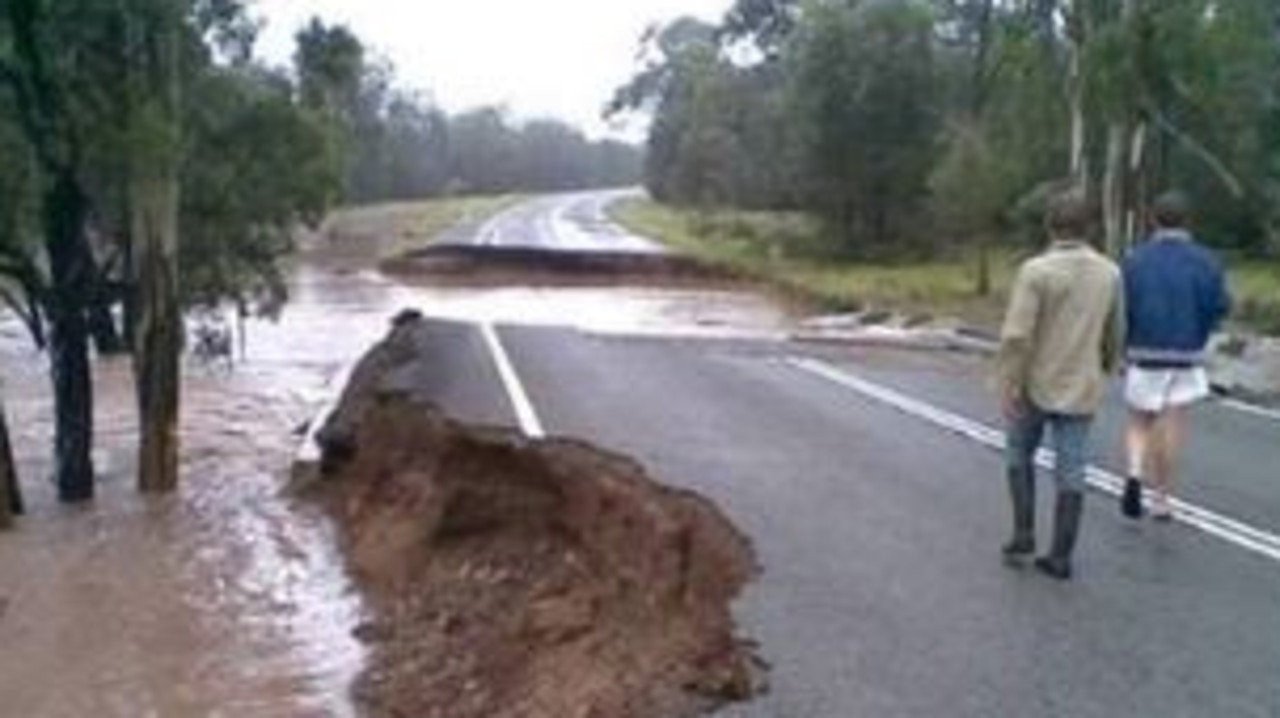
top-left (324, 194), bottom-right (523, 260)
top-left (612, 198), bottom-right (1280, 336)
top-left (1228, 259), bottom-right (1280, 336)
top-left (611, 197), bottom-right (1016, 328)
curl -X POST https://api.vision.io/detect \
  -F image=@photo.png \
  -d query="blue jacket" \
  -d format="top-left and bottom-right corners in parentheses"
top-left (1123, 229), bottom-right (1231, 367)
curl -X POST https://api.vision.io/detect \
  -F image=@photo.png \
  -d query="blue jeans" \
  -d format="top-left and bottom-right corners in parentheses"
top-left (1006, 403), bottom-right (1092, 493)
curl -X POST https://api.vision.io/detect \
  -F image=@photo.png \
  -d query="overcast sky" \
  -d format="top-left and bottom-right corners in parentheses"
top-left (255, 0), bottom-right (733, 139)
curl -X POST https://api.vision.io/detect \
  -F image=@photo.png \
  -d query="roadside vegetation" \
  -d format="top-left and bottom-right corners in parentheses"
top-left (614, 197), bottom-right (1020, 327)
top-left (1230, 260), bottom-right (1280, 336)
top-left (614, 197), bottom-right (1280, 335)
top-left (609, 0), bottom-right (1280, 334)
top-left (325, 194), bottom-right (524, 259)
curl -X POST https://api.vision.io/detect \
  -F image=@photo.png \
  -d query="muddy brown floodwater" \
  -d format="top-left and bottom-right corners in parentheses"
top-left (0, 266), bottom-right (407, 718)
top-left (0, 250), bottom-right (788, 717)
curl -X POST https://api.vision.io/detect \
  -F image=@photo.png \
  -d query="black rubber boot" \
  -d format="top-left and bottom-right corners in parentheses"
top-left (1036, 491), bottom-right (1084, 581)
top-left (1002, 468), bottom-right (1036, 564)
top-left (1121, 477), bottom-right (1144, 519)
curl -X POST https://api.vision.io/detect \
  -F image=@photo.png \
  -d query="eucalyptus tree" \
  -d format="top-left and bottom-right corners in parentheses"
top-left (180, 63), bottom-right (339, 314)
top-left (113, 0), bottom-right (186, 493)
top-left (0, 0), bottom-right (113, 501)
top-left (1, 0), bottom-right (339, 502)
top-left (789, 0), bottom-right (941, 252)
top-left (720, 0), bottom-right (801, 59)
top-left (609, 16), bottom-right (795, 209)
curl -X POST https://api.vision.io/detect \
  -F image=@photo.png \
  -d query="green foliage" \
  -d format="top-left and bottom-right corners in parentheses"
top-left (180, 65), bottom-right (339, 313)
top-left (0, 108), bottom-right (45, 330)
top-left (0, 113), bottom-right (40, 260)
top-left (980, 23), bottom-right (1070, 192)
top-left (0, 2), bottom-right (347, 326)
top-left (616, 196), bottom-right (1280, 334)
top-left (929, 123), bottom-right (1016, 240)
top-left (721, 0), bottom-right (800, 57)
top-left (617, 0), bottom-right (1280, 263)
top-left (611, 196), bottom-right (1018, 325)
top-left (294, 18), bottom-right (365, 122)
top-left (789, 0), bottom-right (941, 252)
top-left (611, 17), bottom-right (801, 209)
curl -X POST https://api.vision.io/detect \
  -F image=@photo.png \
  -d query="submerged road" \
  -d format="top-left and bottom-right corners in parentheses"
top-left (403, 194), bottom-right (1280, 718)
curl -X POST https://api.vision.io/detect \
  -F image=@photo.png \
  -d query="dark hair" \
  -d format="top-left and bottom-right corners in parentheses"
top-left (1152, 191), bottom-right (1190, 228)
top-left (390, 308), bottom-right (423, 329)
top-left (1045, 188), bottom-right (1092, 239)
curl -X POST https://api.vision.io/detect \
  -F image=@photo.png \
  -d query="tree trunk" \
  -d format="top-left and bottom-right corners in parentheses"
top-left (128, 2), bottom-right (184, 495)
top-left (236, 301), bottom-right (248, 361)
top-left (1125, 121), bottom-right (1149, 250)
top-left (25, 292), bottom-right (46, 350)
top-left (1102, 122), bottom-right (1127, 257)
top-left (1102, 0), bottom-right (1145, 258)
top-left (0, 394), bottom-right (22, 529)
top-left (45, 172), bottom-right (96, 503)
top-left (1066, 4), bottom-right (1089, 190)
top-left (132, 176), bottom-right (182, 494)
top-left (121, 223), bottom-right (139, 348)
top-left (969, 0), bottom-right (994, 298)
top-left (1102, 121), bottom-right (1150, 259)
top-left (975, 238), bottom-right (992, 298)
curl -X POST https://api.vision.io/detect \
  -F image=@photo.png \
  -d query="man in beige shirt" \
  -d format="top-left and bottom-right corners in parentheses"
top-left (998, 190), bottom-right (1124, 580)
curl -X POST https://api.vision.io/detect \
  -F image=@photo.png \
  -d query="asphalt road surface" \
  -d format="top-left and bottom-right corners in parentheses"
top-left (404, 194), bottom-right (1280, 718)
top-left (439, 190), bottom-right (665, 254)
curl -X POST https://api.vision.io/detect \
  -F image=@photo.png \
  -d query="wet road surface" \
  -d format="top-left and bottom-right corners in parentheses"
top-left (399, 319), bottom-right (1280, 718)
top-left (341, 194), bottom-right (1280, 717)
top-left (439, 190), bottom-right (664, 254)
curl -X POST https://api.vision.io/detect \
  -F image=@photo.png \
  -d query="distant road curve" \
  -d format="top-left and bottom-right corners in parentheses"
top-left (457, 190), bottom-right (664, 255)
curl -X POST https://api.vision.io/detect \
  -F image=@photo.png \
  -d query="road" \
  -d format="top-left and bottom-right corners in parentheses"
top-left (400, 194), bottom-right (1280, 716)
top-left (436, 189), bottom-right (665, 254)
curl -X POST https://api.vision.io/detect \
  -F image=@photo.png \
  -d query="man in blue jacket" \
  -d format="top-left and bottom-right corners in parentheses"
top-left (1121, 192), bottom-right (1231, 521)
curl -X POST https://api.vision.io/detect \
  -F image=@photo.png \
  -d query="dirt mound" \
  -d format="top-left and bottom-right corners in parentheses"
top-left (303, 316), bottom-right (763, 717)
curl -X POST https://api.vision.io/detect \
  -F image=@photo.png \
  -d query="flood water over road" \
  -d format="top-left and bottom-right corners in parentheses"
top-left (0, 266), bottom-right (403, 718)
top-left (0, 259), bottom-right (789, 717)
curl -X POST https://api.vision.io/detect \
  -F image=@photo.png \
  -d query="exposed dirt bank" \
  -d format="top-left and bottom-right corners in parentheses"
top-left (301, 315), bottom-right (763, 718)
top-left (382, 244), bottom-right (752, 292)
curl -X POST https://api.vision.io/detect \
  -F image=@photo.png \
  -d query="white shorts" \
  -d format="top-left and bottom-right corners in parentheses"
top-left (1124, 366), bottom-right (1210, 413)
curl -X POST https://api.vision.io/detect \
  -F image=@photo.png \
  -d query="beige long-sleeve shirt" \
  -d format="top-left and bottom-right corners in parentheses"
top-left (998, 240), bottom-right (1125, 416)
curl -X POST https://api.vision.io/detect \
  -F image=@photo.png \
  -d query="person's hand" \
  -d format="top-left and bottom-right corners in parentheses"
top-left (1002, 390), bottom-right (1025, 423)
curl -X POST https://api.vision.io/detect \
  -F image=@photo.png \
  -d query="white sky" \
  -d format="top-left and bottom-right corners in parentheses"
top-left (254, 0), bottom-right (733, 139)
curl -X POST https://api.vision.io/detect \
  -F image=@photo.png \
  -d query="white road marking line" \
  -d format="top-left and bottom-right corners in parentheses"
top-left (1219, 397), bottom-right (1280, 423)
top-left (787, 356), bottom-right (1280, 565)
top-left (474, 203), bottom-right (522, 246)
top-left (478, 222), bottom-right (501, 246)
top-left (549, 197), bottom-right (593, 250)
top-left (883, 331), bottom-right (1280, 424)
top-left (481, 322), bottom-right (546, 439)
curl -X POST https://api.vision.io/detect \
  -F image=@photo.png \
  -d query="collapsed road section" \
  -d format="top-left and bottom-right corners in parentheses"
top-left (296, 313), bottom-right (763, 718)
top-left (380, 245), bottom-right (749, 290)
